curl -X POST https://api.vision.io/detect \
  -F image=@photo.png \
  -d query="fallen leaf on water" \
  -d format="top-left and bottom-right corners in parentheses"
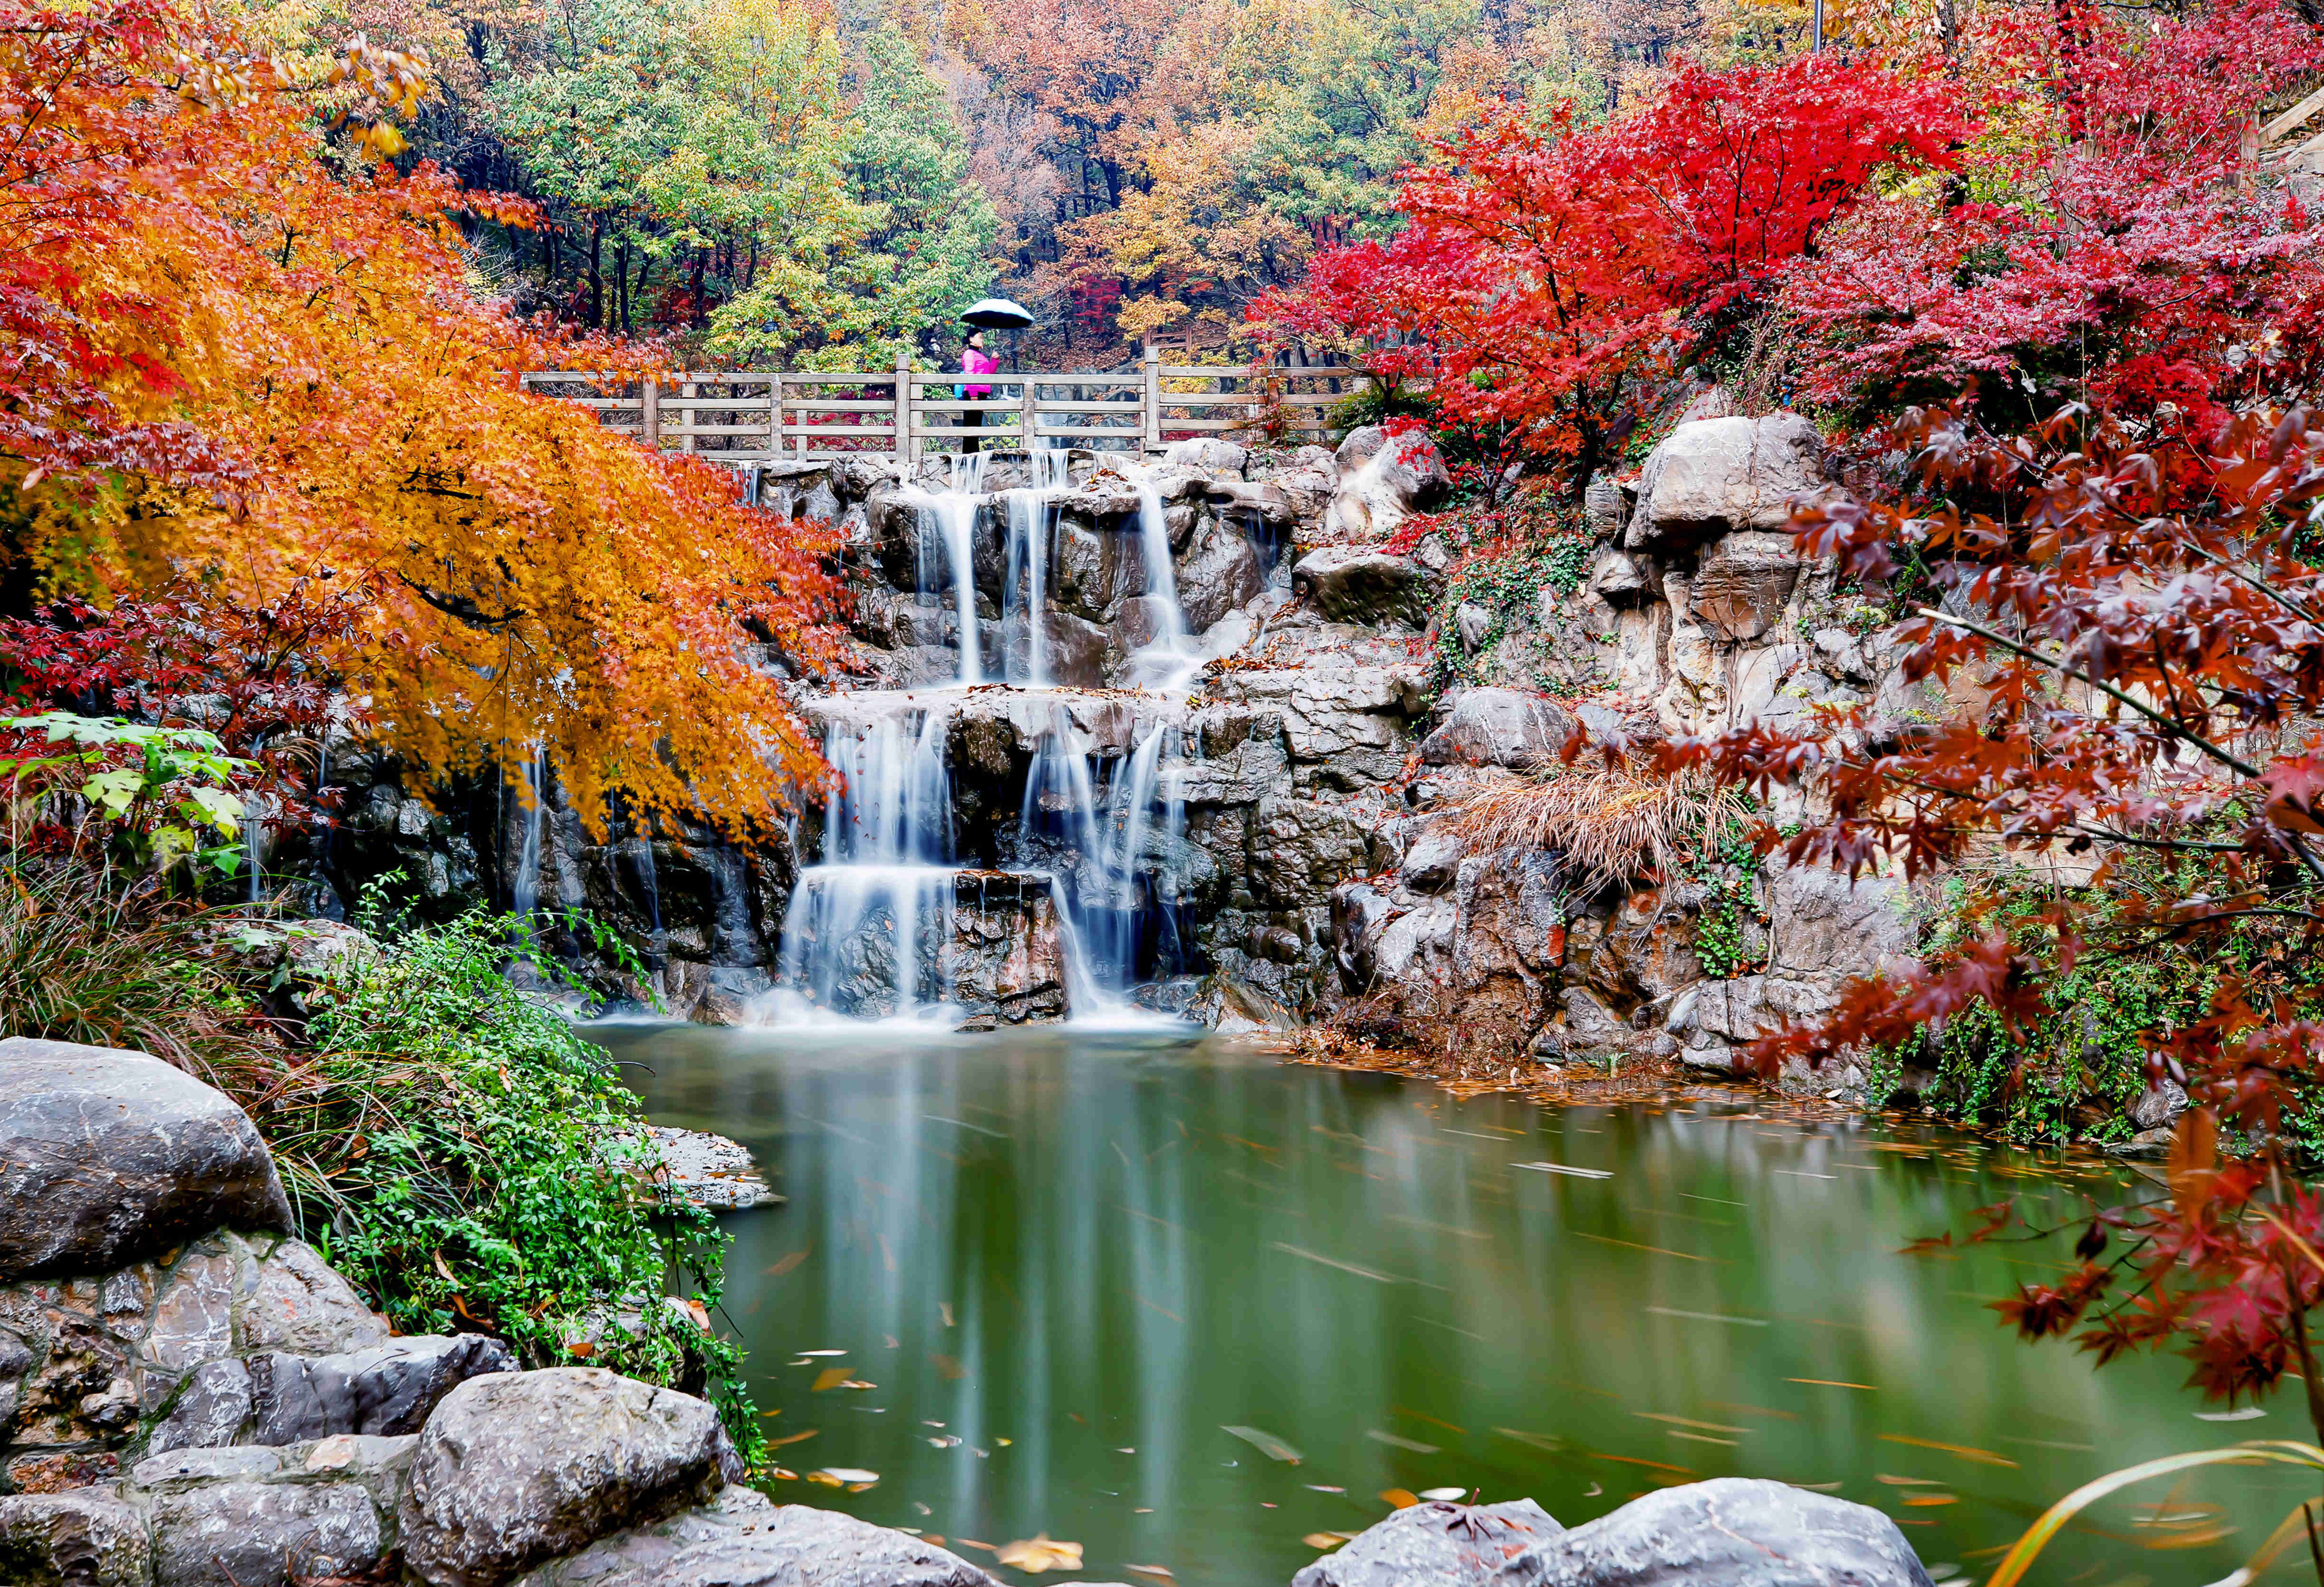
top-left (1367, 1430), bottom-right (1438, 1454)
top-left (996, 1535), bottom-right (1083, 1572)
top-left (955, 1539), bottom-right (996, 1553)
top-left (1380, 1489), bottom-right (1420, 1509)
top-left (764, 1249), bottom-right (811, 1277)
top-left (1303, 1532), bottom-right (1357, 1550)
top-left (798, 1348), bottom-right (849, 1357)
top-left (1123, 1565), bottom-right (1174, 1581)
top-left (769, 1468), bottom-right (798, 1481)
top-left (2193, 1407), bottom-right (2266, 1422)
top-left (929, 1435), bottom-right (961, 1449)
top-left (1221, 1425), bottom-right (1305, 1463)
top-left (1876, 1434), bottom-right (2017, 1469)
top-left (1901, 1494), bottom-right (1959, 1507)
top-left (933, 1354), bottom-right (967, 1381)
top-left (1305, 1485), bottom-right (1345, 1493)
top-left (812, 1367), bottom-right (854, 1392)
top-left (807, 1468), bottom-right (879, 1487)
top-left (996, 1438), bottom-right (1012, 1447)
top-left (767, 1430), bottom-right (819, 1448)
top-left (1418, 1488), bottom-right (1468, 1501)
top-left (840, 1380), bottom-right (877, 1391)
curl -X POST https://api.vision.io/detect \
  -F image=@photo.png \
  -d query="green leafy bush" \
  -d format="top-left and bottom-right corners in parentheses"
top-left (270, 900), bottom-right (765, 1462)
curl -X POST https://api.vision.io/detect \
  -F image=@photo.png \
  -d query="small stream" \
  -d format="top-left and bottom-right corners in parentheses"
top-left (599, 1022), bottom-right (2301, 1587)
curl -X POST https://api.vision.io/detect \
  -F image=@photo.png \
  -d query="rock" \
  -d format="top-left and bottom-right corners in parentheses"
top-left (1626, 414), bottom-right (1825, 555)
top-left (152, 1480), bottom-right (384, 1587)
top-left (1163, 437), bottom-right (1247, 476)
top-left (1421, 689), bottom-right (1575, 769)
top-left (1177, 517), bottom-right (1264, 631)
top-left (2131, 1077), bottom-right (2188, 1130)
top-left (0, 1039), bottom-right (293, 1280)
top-left (1400, 827), bottom-right (1463, 894)
top-left (539, 1495), bottom-right (975, 1586)
top-left (147, 1359), bottom-right (253, 1454)
top-left (235, 1237), bottom-right (391, 1356)
top-left (1585, 546), bottom-right (1650, 603)
top-left (1292, 1498), bottom-right (1562, 1587)
top-left (1583, 475), bottom-right (1629, 540)
top-left (515, 1489), bottom-right (1001, 1587)
top-left (249, 1333), bottom-right (516, 1444)
top-left (1323, 427), bottom-right (1450, 542)
top-left (0, 1491), bottom-right (151, 1587)
top-left (606, 1126), bottom-right (779, 1212)
top-left (1492, 1477), bottom-right (1934, 1587)
top-left (399, 1367), bottom-right (744, 1587)
top-left (130, 1445), bottom-right (283, 1490)
top-left (1455, 602), bottom-right (1496, 652)
top-left (1690, 531), bottom-right (1803, 643)
top-left (1291, 548), bottom-right (1431, 627)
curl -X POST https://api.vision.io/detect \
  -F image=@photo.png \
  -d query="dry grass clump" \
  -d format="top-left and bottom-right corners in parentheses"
top-left (1437, 767), bottom-right (1735, 893)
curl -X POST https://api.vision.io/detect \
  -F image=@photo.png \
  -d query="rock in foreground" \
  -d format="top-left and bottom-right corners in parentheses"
top-left (1292, 1498), bottom-right (1560, 1587)
top-left (515, 1486), bottom-right (1001, 1587)
top-left (0, 1038), bottom-right (293, 1280)
top-left (399, 1366), bottom-right (746, 1587)
top-left (1300, 1482), bottom-right (1932, 1587)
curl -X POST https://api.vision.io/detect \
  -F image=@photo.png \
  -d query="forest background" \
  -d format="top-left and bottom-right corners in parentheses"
top-left (271, 0), bottom-right (1811, 366)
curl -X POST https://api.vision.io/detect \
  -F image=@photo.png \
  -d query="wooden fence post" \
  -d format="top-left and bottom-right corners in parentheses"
top-left (641, 376), bottom-right (660, 449)
top-left (1020, 374), bottom-right (1039, 454)
top-left (770, 374), bottom-right (784, 459)
top-left (681, 377), bottom-right (697, 454)
top-left (894, 354), bottom-right (912, 470)
top-left (1143, 344), bottom-right (1162, 452)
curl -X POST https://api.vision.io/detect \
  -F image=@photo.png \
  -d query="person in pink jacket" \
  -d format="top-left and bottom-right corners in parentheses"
top-left (958, 331), bottom-right (999, 453)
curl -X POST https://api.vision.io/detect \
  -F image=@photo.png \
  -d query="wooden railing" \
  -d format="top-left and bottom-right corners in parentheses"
top-left (519, 349), bottom-right (1358, 464)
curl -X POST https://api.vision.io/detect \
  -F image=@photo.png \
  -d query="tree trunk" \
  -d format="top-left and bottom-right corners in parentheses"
top-left (615, 240), bottom-right (630, 334)
top-left (587, 220), bottom-right (604, 329)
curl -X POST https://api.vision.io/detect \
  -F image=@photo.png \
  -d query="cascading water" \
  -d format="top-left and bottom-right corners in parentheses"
top-left (769, 442), bottom-right (1196, 1028)
top-left (511, 747), bottom-right (547, 930)
top-left (770, 708), bottom-right (963, 1023)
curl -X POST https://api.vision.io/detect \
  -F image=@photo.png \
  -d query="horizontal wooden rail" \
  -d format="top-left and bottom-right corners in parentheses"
top-left (522, 351), bottom-right (1360, 462)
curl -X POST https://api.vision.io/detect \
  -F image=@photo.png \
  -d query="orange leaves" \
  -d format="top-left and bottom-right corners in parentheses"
top-left (0, 0), bottom-right (838, 838)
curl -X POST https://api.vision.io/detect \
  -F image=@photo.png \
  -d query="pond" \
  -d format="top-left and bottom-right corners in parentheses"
top-left (598, 1022), bottom-right (2305, 1587)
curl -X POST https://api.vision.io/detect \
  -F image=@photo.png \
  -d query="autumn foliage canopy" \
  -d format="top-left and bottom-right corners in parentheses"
top-left (0, 0), bottom-right (836, 837)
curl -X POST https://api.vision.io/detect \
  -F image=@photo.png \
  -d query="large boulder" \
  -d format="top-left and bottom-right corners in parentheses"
top-left (514, 1487), bottom-right (1001, 1587)
top-left (1294, 1498), bottom-right (1561, 1587)
top-left (1626, 414), bottom-right (1824, 555)
top-left (399, 1367), bottom-right (745, 1587)
top-left (1492, 1478), bottom-right (1934, 1587)
top-left (151, 1480), bottom-right (384, 1587)
top-left (0, 1039), bottom-right (293, 1280)
top-left (248, 1334), bottom-right (517, 1444)
top-left (1421, 689), bottom-right (1576, 769)
top-left (1323, 426), bottom-right (1451, 542)
top-left (1292, 548), bottom-right (1432, 627)
top-left (1177, 517), bottom-right (1264, 631)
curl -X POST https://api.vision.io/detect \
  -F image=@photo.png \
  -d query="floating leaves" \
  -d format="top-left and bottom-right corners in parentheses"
top-left (1380, 1489), bottom-right (1421, 1509)
top-left (1303, 1532), bottom-right (1358, 1550)
top-left (1221, 1425), bottom-right (1304, 1463)
top-left (1418, 1487), bottom-right (1469, 1501)
top-left (806, 1468), bottom-right (879, 1491)
top-left (995, 1535), bottom-right (1083, 1572)
top-left (811, 1366), bottom-right (853, 1392)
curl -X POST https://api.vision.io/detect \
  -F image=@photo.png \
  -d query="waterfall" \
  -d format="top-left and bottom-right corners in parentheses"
top-left (910, 450), bottom-right (987, 686)
top-left (1000, 450), bottom-right (1071, 686)
top-left (512, 747), bottom-right (547, 930)
top-left (766, 706), bottom-right (962, 1024)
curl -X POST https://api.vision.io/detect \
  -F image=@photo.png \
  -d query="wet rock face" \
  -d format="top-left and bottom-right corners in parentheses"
top-left (1292, 548), bottom-right (1434, 628)
top-left (1625, 413), bottom-right (1825, 556)
top-left (0, 1040), bottom-right (293, 1281)
top-left (399, 1367), bottom-right (744, 1587)
top-left (514, 1486), bottom-right (1002, 1587)
top-left (1324, 425), bottom-right (1450, 542)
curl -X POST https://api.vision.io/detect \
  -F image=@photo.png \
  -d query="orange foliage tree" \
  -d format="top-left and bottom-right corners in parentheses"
top-left (0, 0), bottom-right (838, 838)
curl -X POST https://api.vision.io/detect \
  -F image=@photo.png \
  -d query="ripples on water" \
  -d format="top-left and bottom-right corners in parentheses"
top-left (595, 1023), bottom-right (2301, 1587)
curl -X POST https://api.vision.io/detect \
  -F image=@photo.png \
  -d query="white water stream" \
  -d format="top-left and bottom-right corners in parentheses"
top-left (765, 446), bottom-right (1200, 1029)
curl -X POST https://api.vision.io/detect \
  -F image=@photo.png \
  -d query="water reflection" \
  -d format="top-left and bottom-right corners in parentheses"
top-left (598, 1023), bottom-right (2301, 1587)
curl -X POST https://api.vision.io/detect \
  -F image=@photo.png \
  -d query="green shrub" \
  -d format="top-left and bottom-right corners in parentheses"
top-left (272, 900), bottom-right (765, 1463)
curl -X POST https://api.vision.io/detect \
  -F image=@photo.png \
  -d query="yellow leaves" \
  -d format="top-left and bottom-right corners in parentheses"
top-left (2169, 1108), bottom-right (2219, 1219)
top-left (809, 1365), bottom-right (853, 1390)
top-left (1303, 1532), bottom-right (1357, 1550)
top-left (995, 1535), bottom-right (1083, 1573)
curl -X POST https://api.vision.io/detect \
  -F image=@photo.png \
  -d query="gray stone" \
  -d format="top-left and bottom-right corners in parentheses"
top-left (607, 1126), bottom-right (778, 1212)
top-left (1585, 546), bottom-right (1649, 603)
top-left (1627, 414), bottom-right (1825, 554)
top-left (250, 1333), bottom-right (515, 1444)
top-left (1324, 428), bottom-right (1451, 542)
top-left (145, 1252), bottom-right (237, 1372)
top-left (152, 1481), bottom-right (383, 1587)
top-left (1292, 548), bottom-right (1431, 627)
top-left (1421, 689), bottom-right (1576, 769)
top-left (147, 1358), bottom-right (253, 1453)
top-left (235, 1237), bottom-right (390, 1356)
top-left (1163, 437), bottom-right (1247, 476)
top-left (1400, 828), bottom-right (1463, 894)
top-left (400, 1366), bottom-right (745, 1587)
top-left (1295, 1499), bottom-right (1562, 1587)
top-left (1177, 518), bottom-right (1264, 631)
top-left (0, 1039), bottom-right (292, 1280)
top-left (0, 1491), bottom-right (151, 1587)
top-left (1583, 476), bottom-right (1629, 539)
top-left (1490, 1478), bottom-right (1933, 1587)
top-left (1455, 602), bottom-right (1496, 652)
top-left (131, 1445), bottom-right (282, 1491)
top-left (515, 1490), bottom-right (1001, 1587)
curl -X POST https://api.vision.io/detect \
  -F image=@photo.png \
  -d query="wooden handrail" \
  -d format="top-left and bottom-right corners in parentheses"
top-left (519, 357), bottom-right (1361, 464)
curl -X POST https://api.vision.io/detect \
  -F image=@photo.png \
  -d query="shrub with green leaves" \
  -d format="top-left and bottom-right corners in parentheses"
top-left (271, 901), bottom-right (765, 1463)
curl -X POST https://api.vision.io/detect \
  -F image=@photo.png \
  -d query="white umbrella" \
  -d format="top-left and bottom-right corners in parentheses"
top-left (961, 298), bottom-right (1035, 330)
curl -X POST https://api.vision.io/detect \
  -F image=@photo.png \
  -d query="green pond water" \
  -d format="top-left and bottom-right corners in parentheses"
top-left (598, 1021), bottom-right (2309, 1587)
